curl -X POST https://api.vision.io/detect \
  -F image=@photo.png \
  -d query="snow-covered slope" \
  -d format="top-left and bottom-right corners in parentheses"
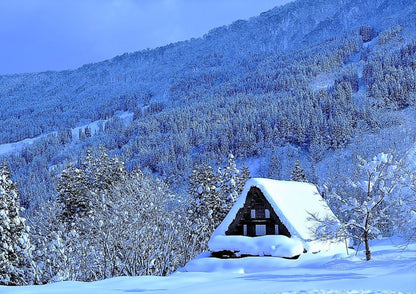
top-left (1, 239), bottom-right (415, 294)
top-left (0, 112), bottom-right (133, 156)
top-left (0, 134), bottom-right (49, 156)
top-left (1, 0), bottom-right (416, 212)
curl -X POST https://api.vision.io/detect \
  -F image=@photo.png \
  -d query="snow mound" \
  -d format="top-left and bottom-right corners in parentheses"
top-left (209, 235), bottom-right (304, 258)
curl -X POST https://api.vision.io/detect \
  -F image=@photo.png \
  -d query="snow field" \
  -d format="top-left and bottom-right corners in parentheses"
top-left (0, 112), bottom-right (134, 156)
top-left (1, 238), bottom-right (414, 294)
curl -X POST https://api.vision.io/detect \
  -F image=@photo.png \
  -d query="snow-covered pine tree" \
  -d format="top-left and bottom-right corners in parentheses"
top-left (84, 126), bottom-right (92, 138)
top-left (55, 161), bottom-right (98, 281)
top-left (29, 200), bottom-right (72, 284)
top-left (56, 163), bottom-right (91, 226)
top-left (188, 163), bottom-right (221, 252)
top-left (290, 159), bottom-right (307, 182)
top-left (61, 148), bottom-right (129, 281)
top-left (188, 164), bottom-right (220, 222)
top-left (219, 154), bottom-right (241, 206)
top-left (188, 156), bottom-right (250, 255)
top-left (268, 151), bottom-right (281, 179)
top-left (238, 164), bottom-right (251, 190)
top-left (219, 154), bottom-right (250, 207)
top-left (57, 148), bottom-right (127, 226)
top-left (0, 162), bottom-right (33, 285)
top-left (82, 147), bottom-right (127, 194)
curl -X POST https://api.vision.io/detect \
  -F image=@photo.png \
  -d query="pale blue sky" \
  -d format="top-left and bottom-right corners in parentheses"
top-left (0, 0), bottom-right (292, 75)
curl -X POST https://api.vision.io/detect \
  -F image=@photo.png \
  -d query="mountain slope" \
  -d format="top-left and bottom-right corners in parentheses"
top-left (0, 0), bottom-right (416, 211)
top-left (1, 0), bottom-right (415, 143)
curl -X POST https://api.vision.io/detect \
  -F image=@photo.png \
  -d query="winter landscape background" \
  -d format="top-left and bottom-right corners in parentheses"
top-left (0, 0), bottom-right (416, 292)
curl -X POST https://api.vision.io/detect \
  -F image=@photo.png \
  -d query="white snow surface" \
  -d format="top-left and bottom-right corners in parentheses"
top-left (2, 239), bottom-right (415, 294)
top-left (310, 72), bottom-right (336, 90)
top-left (209, 178), bottom-right (344, 253)
top-left (209, 235), bottom-right (304, 258)
top-left (0, 134), bottom-right (50, 156)
top-left (0, 111), bottom-right (134, 156)
top-left (71, 111), bottom-right (133, 141)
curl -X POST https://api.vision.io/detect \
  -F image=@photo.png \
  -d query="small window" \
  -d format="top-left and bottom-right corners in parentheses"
top-left (243, 224), bottom-right (247, 236)
top-left (265, 209), bottom-right (270, 218)
top-left (275, 224), bottom-right (279, 235)
top-left (255, 224), bottom-right (266, 236)
top-left (254, 204), bottom-right (265, 218)
top-left (251, 209), bottom-right (256, 219)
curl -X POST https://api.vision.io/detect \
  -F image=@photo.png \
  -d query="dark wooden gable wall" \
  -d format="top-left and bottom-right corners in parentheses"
top-left (225, 186), bottom-right (291, 237)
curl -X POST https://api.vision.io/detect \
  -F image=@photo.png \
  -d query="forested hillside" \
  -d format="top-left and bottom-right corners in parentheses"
top-left (1, 0), bottom-right (416, 285)
top-left (1, 0), bottom-right (415, 208)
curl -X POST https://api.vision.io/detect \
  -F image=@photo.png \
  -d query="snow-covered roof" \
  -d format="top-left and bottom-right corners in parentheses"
top-left (209, 178), bottom-right (343, 253)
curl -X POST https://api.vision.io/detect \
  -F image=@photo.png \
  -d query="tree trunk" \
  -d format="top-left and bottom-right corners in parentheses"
top-left (364, 211), bottom-right (371, 261)
top-left (364, 230), bottom-right (371, 261)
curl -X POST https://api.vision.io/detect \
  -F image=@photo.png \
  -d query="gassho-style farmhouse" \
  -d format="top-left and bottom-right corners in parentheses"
top-left (208, 178), bottom-right (345, 258)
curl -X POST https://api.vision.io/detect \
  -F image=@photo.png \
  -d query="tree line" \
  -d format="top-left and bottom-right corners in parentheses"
top-left (0, 149), bottom-right (249, 285)
top-left (2, 149), bottom-right (415, 285)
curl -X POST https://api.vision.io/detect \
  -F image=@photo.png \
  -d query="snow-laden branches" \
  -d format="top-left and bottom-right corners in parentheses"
top-left (0, 162), bottom-right (33, 285)
top-left (30, 148), bottom-right (192, 283)
top-left (316, 152), bottom-right (416, 261)
top-left (187, 154), bottom-right (250, 255)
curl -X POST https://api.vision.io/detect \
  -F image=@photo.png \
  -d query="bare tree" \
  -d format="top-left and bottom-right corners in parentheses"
top-left (318, 153), bottom-right (411, 261)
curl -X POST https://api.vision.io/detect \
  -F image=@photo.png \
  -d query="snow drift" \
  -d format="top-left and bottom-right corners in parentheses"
top-left (209, 235), bottom-right (304, 257)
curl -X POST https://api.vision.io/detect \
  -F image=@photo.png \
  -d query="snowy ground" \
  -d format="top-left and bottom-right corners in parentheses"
top-left (2, 239), bottom-right (415, 294)
top-left (0, 134), bottom-right (51, 156)
top-left (0, 112), bottom-right (133, 156)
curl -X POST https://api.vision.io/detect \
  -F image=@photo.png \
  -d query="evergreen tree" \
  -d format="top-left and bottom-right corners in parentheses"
top-left (30, 201), bottom-right (71, 284)
top-left (188, 156), bottom-right (250, 255)
top-left (188, 164), bottom-right (220, 226)
top-left (290, 159), bottom-right (307, 182)
top-left (80, 148), bottom-right (127, 195)
top-left (0, 162), bottom-right (33, 285)
top-left (53, 149), bottom-right (137, 281)
top-left (56, 163), bottom-right (91, 225)
top-left (220, 154), bottom-right (242, 205)
top-left (359, 25), bottom-right (374, 42)
top-left (238, 164), bottom-right (251, 190)
top-left (188, 163), bottom-right (222, 252)
top-left (268, 151), bottom-right (281, 179)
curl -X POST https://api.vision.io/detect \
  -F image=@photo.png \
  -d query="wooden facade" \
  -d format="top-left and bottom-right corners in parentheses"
top-left (225, 186), bottom-right (291, 238)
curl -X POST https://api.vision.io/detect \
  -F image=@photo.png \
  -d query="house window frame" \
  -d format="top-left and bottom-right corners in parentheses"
top-left (243, 224), bottom-right (247, 236)
top-left (265, 209), bottom-right (270, 218)
top-left (275, 224), bottom-right (279, 235)
top-left (255, 224), bottom-right (266, 236)
top-left (251, 209), bottom-right (256, 219)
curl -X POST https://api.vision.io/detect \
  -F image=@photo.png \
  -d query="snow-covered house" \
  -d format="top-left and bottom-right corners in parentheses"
top-left (209, 178), bottom-right (344, 258)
